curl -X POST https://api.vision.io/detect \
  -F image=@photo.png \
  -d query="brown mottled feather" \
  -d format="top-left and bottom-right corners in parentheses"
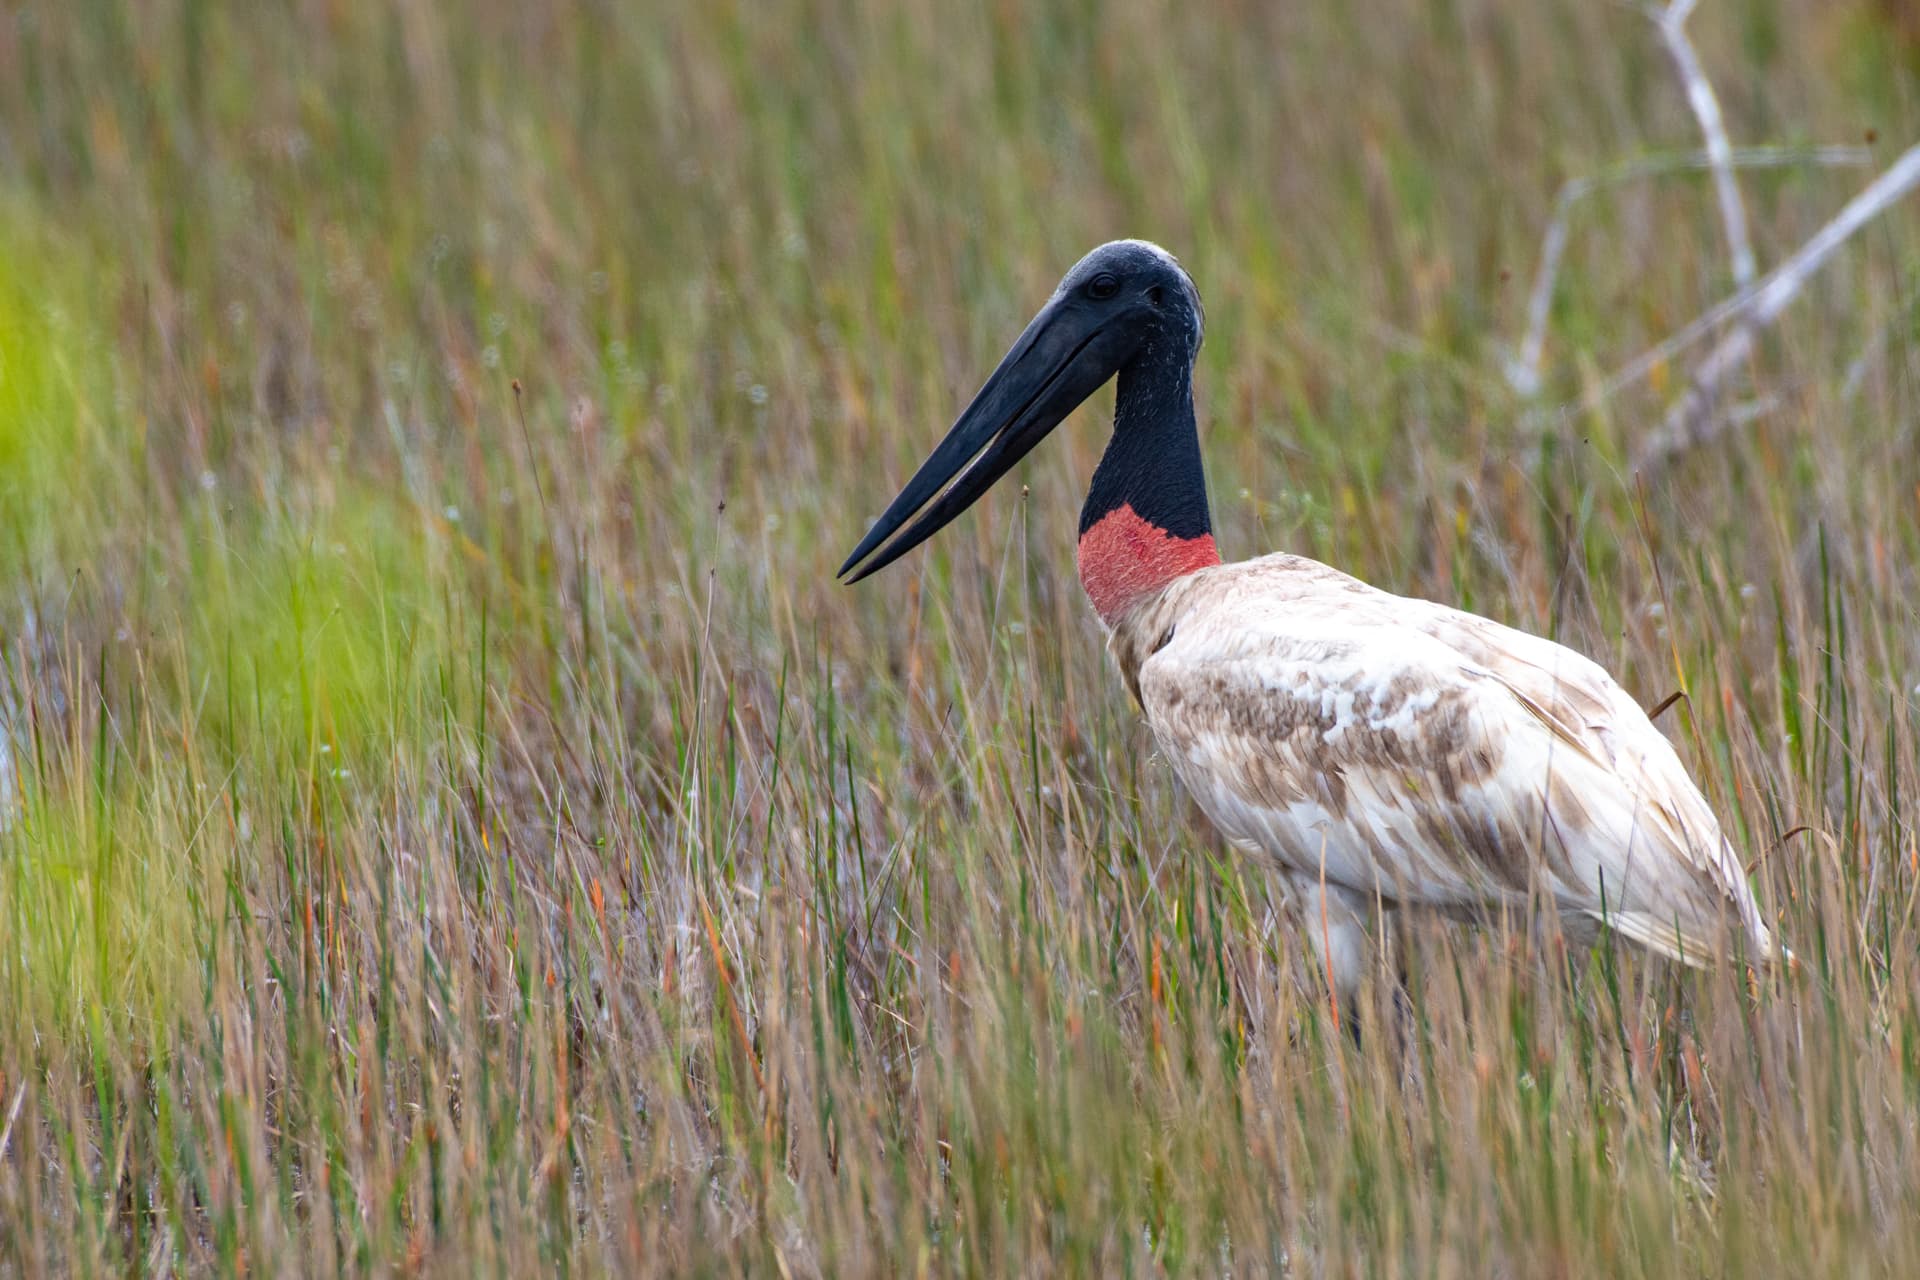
top-left (1113, 554), bottom-right (1778, 969)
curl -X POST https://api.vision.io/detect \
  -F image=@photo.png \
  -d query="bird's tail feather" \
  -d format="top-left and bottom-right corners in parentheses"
top-left (1588, 908), bottom-right (1788, 968)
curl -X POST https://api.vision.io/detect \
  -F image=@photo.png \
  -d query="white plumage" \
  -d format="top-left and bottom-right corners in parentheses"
top-left (1109, 553), bottom-right (1780, 1004)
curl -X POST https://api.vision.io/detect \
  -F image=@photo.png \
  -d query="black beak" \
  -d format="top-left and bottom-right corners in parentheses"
top-left (838, 295), bottom-right (1124, 583)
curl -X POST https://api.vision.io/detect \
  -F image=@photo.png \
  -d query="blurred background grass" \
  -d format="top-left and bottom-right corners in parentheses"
top-left (1, 0), bottom-right (1918, 1273)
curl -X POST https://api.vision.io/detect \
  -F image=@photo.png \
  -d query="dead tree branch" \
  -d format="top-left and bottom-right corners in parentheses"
top-left (1507, 146), bottom-right (1869, 396)
top-left (1644, 0), bottom-right (1757, 288)
top-left (1634, 141), bottom-right (1920, 468)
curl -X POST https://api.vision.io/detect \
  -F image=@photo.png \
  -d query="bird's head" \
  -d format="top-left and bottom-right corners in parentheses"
top-left (838, 240), bottom-right (1203, 583)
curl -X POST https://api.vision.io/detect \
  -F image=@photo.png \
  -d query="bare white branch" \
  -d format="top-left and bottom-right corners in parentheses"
top-left (1651, 0), bottom-right (1755, 287)
top-left (1634, 141), bottom-right (1920, 468)
top-left (1506, 146), bottom-right (1869, 396)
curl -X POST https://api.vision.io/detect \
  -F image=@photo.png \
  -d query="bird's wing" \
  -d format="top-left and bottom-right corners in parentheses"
top-left (1131, 555), bottom-right (1776, 963)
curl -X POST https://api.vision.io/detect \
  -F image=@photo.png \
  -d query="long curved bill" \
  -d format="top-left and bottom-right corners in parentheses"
top-left (838, 296), bottom-right (1118, 583)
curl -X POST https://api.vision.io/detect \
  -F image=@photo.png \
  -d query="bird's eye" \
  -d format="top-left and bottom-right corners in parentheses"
top-left (1146, 285), bottom-right (1165, 306)
top-left (1086, 273), bottom-right (1120, 300)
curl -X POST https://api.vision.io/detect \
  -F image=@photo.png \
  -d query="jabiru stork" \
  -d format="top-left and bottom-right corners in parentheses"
top-left (839, 240), bottom-right (1784, 1019)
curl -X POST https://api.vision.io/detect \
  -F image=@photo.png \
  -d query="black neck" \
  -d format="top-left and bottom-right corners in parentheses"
top-left (1078, 341), bottom-right (1212, 538)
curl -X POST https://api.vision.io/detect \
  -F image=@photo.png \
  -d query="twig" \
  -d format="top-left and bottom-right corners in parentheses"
top-left (1635, 142), bottom-right (1920, 468)
top-left (1507, 146), bottom-right (1869, 395)
top-left (0, 1082), bottom-right (23, 1160)
top-left (1646, 0), bottom-right (1755, 288)
top-left (1647, 689), bottom-right (1689, 722)
top-left (511, 377), bottom-right (551, 529)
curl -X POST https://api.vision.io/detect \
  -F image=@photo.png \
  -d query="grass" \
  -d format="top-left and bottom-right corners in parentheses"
top-left (1, 0), bottom-right (1918, 1272)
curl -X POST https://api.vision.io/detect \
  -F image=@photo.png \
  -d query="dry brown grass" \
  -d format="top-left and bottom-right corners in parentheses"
top-left (1, 0), bottom-right (1918, 1272)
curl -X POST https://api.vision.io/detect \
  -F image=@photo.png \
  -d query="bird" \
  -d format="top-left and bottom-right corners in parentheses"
top-left (838, 239), bottom-right (1784, 1022)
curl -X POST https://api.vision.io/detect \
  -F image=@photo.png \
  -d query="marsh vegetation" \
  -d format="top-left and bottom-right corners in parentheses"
top-left (2, 1), bottom-right (1918, 1272)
